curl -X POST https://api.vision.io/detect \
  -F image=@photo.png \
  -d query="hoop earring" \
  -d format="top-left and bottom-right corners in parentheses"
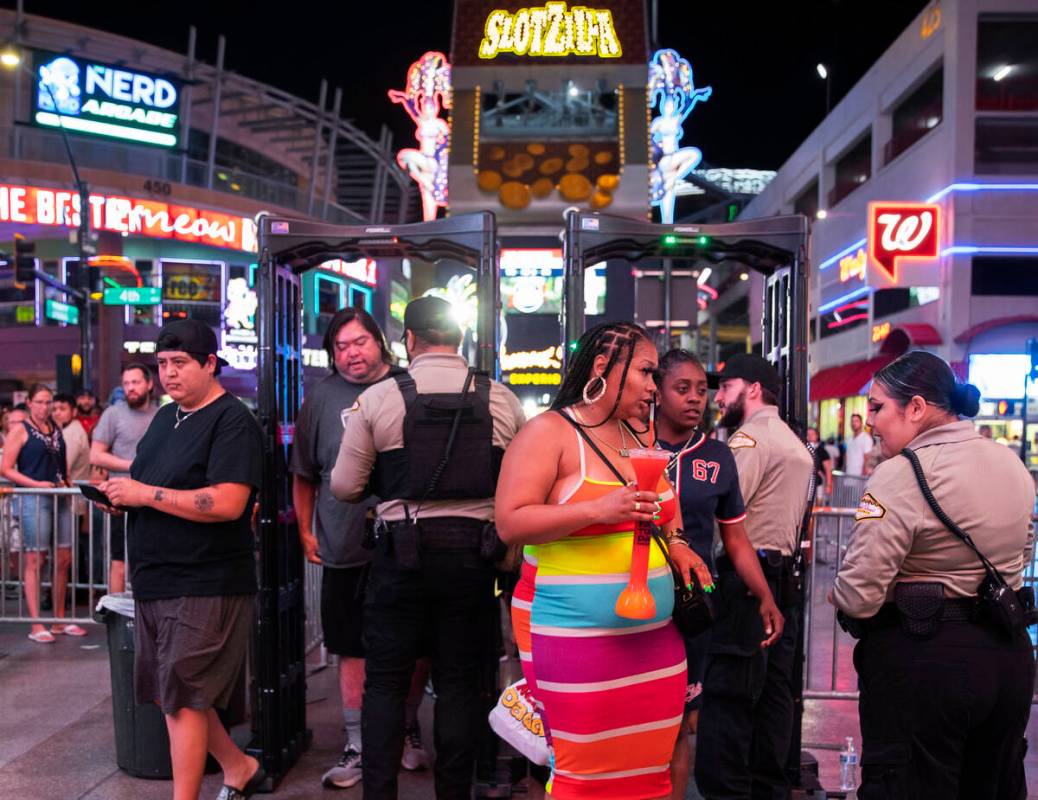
top-left (582, 376), bottom-right (607, 405)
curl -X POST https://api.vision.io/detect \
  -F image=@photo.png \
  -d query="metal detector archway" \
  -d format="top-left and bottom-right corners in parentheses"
top-left (561, 209), bottom-right (821, 790)
top-left (251, 212), bottom-right (499, 785)
top-left (561, 210), bottom-right (810, 433)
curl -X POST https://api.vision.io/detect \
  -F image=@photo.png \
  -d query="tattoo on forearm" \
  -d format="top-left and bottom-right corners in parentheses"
top-left (154, 489), bottom-right (164, 503)
top-left (194, 491), bottom-right (215, 513)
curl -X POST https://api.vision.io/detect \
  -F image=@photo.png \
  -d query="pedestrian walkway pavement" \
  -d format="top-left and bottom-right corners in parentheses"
top-left (1, 620), bottom-right (1037, 799)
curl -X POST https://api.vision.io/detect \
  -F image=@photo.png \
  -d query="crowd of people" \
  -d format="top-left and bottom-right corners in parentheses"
top-left (1, 300), bottom-right (1035, 800)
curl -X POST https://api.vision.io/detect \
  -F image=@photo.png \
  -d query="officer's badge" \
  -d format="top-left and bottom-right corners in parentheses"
top-left (728, 431), bottom-right (756, 449)
top-left (855, 492), bottom-right (886, 521)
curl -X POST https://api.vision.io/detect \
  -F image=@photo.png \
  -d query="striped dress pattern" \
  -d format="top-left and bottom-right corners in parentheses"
top-left (512, 427), bottom-right (686, 799)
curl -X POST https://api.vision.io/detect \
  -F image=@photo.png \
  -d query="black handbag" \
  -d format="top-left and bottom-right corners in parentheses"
top-left (555, 411), bottom-right (714, 638)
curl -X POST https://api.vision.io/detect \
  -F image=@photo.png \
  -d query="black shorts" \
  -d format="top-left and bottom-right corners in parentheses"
top-left (684, 629), bottom-right (712, 712)
top-left (134, 594), bottom-right (253, 715)
top-left (321, 565), bottom-right (369, 657)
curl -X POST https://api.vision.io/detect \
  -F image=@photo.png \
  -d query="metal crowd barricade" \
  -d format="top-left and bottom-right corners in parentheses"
top-left (803, 506), bottom-right (1038, 704)
top-left (828, 472), bottom-right (868, 509)
top-left (302, 557), bottom-right (325, 661)
top-left (0, 484), bottom-right (117, 625)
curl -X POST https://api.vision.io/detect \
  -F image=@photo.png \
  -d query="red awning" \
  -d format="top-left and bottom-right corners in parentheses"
top-left (953, 315), bottom-right (1038, 345)
top-left (809, 354), bottom-right (894, 402)
top-left (879, 323), bottom-right (943, 355)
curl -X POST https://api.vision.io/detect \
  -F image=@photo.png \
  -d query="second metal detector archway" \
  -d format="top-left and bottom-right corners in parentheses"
top-left (560, 209), bottom-right (820, 791)
top-left (561, 210), bottom-right (810, 434)
top-left (251, 211), bottom-right (499, 787)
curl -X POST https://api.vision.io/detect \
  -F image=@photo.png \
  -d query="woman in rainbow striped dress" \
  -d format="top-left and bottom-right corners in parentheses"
top-left (497, 322), bottom-right (713, 800)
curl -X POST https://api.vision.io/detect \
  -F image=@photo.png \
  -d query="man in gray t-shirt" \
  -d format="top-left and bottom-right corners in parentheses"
top-left (90, 363), bottom-right (158, 592)
top-left (290, 308), bottom-right (429, 788)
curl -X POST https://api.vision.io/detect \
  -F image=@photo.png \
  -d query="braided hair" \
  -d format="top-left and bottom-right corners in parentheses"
top-left (551, 322), bottom-right (653, 428)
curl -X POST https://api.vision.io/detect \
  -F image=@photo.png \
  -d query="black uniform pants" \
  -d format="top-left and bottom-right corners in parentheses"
top-left (361, 544), bottom-right (496, 800)
top-left (695, 570), bottom-right (800, 800)
top-left (854, 619), bottom-right (1034, 800)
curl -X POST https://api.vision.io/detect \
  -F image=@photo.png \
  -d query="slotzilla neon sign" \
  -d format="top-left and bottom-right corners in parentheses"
top-left (479, 3), bottom-right (622, 58)
top-left (0, 183), bottom-right (256, 252)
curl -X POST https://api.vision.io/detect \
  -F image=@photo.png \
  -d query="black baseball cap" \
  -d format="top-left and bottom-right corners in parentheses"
top-left (710, 353), bottom-right (781, 397)
top-left (155, 318), bottom-right (229, 368)
top-left (402, 296), bottom-right (461, 339)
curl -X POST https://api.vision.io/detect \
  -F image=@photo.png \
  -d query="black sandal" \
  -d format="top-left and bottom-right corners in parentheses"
top-left (216, 765), bottom-right (266, 800)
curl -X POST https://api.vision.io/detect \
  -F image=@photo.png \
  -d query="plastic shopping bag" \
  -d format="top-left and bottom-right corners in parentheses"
top-left (488, 679), bottom-right (549, 766)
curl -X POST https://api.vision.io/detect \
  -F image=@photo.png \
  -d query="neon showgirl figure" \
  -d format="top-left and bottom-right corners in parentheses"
top-left (648, 49), bottom-right (712, 224)
top-left (389, 51), bottom-right (452, 222)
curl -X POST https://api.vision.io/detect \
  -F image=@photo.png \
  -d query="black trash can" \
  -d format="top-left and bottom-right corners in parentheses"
top-left (95, 593), bottom-right (173, 779)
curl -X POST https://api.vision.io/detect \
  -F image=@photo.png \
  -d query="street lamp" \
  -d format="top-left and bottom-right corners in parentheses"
top-left (2, 45), bottom-right (94, 391)
top-left (817, 62), bottom-right (831, 114)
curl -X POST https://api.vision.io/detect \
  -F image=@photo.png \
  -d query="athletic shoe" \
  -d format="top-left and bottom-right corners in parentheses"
top-left (400, 722), bottom-right (431, 771)
top-left (322, 746), bottom-right (362, 789)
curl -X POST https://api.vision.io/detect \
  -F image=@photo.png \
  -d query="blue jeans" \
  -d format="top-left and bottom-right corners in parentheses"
top-left (15, 494), bottom-right (73, 551)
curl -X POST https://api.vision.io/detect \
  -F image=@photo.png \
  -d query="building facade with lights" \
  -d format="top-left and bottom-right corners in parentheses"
top-left (739, 0), bottom-right (1038, 457)
top-left (0, 10), bottom-right (416, 402)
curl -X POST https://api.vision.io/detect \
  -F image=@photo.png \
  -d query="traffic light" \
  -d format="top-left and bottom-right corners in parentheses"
top-left (14, 234), bottom-right (35, 284)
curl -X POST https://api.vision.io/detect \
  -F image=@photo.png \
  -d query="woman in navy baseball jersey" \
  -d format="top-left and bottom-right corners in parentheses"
top-left (655, 349), bottom-right (782, 800)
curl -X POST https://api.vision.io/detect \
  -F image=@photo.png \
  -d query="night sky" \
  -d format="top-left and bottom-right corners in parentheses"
top-left (10, 0), bottom-right (930, 170)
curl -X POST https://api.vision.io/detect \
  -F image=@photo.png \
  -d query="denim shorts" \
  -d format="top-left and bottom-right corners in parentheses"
top-left (15, 494), bottom-right (73, 551)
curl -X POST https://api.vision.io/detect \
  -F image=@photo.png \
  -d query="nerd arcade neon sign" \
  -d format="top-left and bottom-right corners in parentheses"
top-left (33, 51), bottom-right (181, 148)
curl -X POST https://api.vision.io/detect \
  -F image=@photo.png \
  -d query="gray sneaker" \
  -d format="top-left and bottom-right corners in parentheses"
top-left (400, 722), bottom-right (431, 771)
top-left (322, 746), bottom-right (362, 788)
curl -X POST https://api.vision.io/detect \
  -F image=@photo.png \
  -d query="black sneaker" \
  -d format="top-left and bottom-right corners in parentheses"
top-left (400, 722), bottom-right (430, 771)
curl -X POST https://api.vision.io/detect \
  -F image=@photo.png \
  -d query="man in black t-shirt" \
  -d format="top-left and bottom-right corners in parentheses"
top-left (101, 319), bottom-right (265, 800)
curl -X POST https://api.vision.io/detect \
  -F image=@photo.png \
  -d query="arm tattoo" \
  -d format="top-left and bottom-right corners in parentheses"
top-left (154, 489), bottom-right (164, 503)
top-left (194, 491), bottom-right (215, 513)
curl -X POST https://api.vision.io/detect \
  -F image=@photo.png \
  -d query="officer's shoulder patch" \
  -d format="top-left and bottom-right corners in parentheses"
top-left (340, 401), bottom-right (361, 429)
top-left (855, 492), bottom-right (886, 521)
top-left (728, 431), bottom-right (756, 449)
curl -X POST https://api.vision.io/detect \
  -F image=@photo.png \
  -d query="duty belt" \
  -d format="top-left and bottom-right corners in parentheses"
top-left (854, 597), bottom-right (977, 635)
top-left (376, 516), bottom-right (484, 550)
top-left (716, 549), bottom-right (794, 575)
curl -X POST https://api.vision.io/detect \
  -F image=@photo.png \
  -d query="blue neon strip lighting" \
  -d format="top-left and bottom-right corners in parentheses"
top-left (942, 246), bottom-right (1038, 256)
top-left (313, 273), bottom-right (346, 315)
top-left (348, 283), bottom-right (374, 313)
top-left (817, 182), bottom-right (1038, 269)
top-left (819, 238), bottom-right (867, 271)
top-left (818, 286), bottom-right (870, 315)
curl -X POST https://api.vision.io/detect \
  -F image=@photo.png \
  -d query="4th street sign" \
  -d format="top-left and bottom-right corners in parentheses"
top-left (103, 286), bottom-right (161, 305)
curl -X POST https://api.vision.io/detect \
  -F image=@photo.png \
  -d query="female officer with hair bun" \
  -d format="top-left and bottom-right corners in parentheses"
top-left (832, 350), bottom-right (1036, 799)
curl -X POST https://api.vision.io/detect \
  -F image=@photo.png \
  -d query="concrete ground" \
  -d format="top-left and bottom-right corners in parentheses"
top-left (2, 564), bottom-right (1037, 799)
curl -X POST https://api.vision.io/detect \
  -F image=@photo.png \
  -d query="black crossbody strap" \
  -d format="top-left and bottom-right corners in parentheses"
top-left (555, 409), bottom-right (627, 485)
top-left (901, 447), bottom-right (1006, 584)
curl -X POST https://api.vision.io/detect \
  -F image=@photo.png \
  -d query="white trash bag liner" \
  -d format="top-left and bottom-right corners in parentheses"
top-left (488, 678), bottom-right (549, 766)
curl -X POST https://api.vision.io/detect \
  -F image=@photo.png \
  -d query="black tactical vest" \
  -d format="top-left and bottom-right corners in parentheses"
top-left (370, 369), bottom-right (499, 501)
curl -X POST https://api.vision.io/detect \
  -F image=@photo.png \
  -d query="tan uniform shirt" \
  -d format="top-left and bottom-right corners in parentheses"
top-left (728, 405), bottom-right (814, 555)
top-left (833, 420), bottom-right (1036, 619)
top-left (330, 353), bottom-right (525, 522)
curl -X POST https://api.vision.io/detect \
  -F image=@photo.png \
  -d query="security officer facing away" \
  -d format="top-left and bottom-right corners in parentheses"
top-left (695, 354), bottom-right (814, 800)
top-left (330, 296), bottom-right (524, 800)
top-left (833, 351), bottom-right (1036, 799)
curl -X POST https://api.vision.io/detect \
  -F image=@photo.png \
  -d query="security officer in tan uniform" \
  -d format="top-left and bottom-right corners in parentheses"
top-left (695, 354), bottom-right (814, 800)
top-left (833, 351), bottom-right (1035, 800)
top-left (330, 296), bottom-right (524, 800)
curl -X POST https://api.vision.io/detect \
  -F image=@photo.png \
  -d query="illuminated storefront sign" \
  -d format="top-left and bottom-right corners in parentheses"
top-left (479, 3), bottom-right (622, 58)
top-left (501, 345), bottom-right (564, 372)
top-left (868, 202), bottom-right (940, 283)
top-left (218, 277), bottom-right (259, 369)
top-left (0, 184), bottom-right (256, 252)
top-left (389, 52), bottom-right (451, 222)
top-left (500, 249), bottom-right (606, 315)
top-left (872, 322), bottom-right (891, 343)
top-left (648, 49), bottom-right (712, 224)
top-left (839, 248), bottom-right (867, 282)
top-left (507, 372), bottom-right (562, 385)
top-left (318, 258), bottom-right (378, 286)
top-left (33, 51), bottom-right (181, 147)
